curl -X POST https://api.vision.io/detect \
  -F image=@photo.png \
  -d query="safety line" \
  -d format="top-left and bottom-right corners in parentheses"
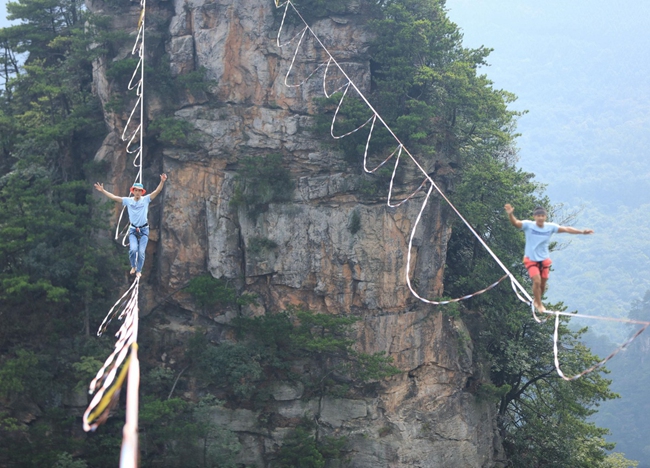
top-left (273, 0), bottom-right (649, 381)
top-left (114, 0), bottom-right (147, 248)
top-left (418, 275), bottom-right (509, 305)
top-left (543, 308), bottom-right (650, 380)
top-left (542, 309), bottom-right (650, 326)
top-left (552, 311), bottom-right (649, 381)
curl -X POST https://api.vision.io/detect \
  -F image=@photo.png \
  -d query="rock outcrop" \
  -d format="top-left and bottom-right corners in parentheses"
top-left (89, 0), bottom-right (504, 465)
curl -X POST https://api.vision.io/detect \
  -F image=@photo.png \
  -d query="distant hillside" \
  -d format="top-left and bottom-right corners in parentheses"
top-left (446, 0), bottom-right (650, 463)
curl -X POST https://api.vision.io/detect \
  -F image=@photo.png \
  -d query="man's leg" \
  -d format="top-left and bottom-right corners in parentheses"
top-left (531, 274), bottom-right (546, 312)
top-left (540, 277), bottom-right (548, 301)
top-left (538, 258), bottom-right (552, 311)
top-left (136, 228), bottom-right (149, 275)
top-left (128, 230), bottom-right (138, 275)
top-left (524, 257), bottom-right (546, 312)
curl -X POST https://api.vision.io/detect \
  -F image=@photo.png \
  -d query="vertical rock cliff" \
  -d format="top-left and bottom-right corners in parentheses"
top-left (89, 0), bottom-right (504, 465)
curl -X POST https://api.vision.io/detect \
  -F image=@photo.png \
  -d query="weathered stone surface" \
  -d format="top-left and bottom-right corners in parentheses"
top-left (276, 399), bottom-right (319, 419)
top-left (320, 397), bottom-right (368, 427)
top-left (168, 35), bottom-right (195, 76)
top-left (207, 406), bottom-right (260, 433)
top-left (88, 0), bottom-right (504, 466)
top-left (236, 434), bottom-right (265, 466)
top-left (270, 381), bottom-right (304, 401)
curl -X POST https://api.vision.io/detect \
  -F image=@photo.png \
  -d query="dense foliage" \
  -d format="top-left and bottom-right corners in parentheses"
top-left (0, 0), bottom-right (223, 467)
top-left (0, 0), bottom-right (127, 465)
top-left (188, 307), bottom-right (400, 403)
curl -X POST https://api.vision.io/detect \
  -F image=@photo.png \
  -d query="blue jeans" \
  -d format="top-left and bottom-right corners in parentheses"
top-left (129, 226), bottom-right (149, 273)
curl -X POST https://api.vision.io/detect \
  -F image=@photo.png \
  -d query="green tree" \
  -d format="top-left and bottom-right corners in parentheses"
top-left (187, 308), bottom-right (399, 403)
top-left (363, 0), bottom-right (517, 169)
top-left (0, 0), bottom-right (125, 466)
top-left (273, 421), bottom-right (348, 468)
top-left (275, 426), bottom-right (325, 468)
top-left (231, 153), bottom-right (295, 219)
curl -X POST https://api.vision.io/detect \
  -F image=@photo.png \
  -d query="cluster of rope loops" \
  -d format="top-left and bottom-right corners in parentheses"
top-left (272, 0), bottom-right (650, 381)
top-left (83, 277), bottom-right (140, 432)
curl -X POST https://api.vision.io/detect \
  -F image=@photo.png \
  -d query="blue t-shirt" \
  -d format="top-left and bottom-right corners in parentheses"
top-left (122, 195), bottom-right (151, 227)
top-left (521, 220), bottom-right (559, 261)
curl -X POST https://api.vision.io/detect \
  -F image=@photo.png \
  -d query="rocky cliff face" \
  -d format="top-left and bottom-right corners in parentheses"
top-left (89, 0), bottom-right (504, 465)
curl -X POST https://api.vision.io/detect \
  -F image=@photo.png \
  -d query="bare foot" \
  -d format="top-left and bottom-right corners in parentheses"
top-left (130, 267), bottom-right (136, 275)
top-left (136, 272), bottom-right (141, 278)
top-left (534, 301), bottom-right (546, 312)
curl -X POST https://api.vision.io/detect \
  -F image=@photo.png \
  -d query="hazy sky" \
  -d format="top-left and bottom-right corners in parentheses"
top-left (1, 0), bottom-right (12, 28)
top-left (444, 0), bottom-right (650, 182)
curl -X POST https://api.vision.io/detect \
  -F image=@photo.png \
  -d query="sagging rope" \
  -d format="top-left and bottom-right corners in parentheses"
top-left (273, 0), bottom-right (650, 380)
top-left (83, 1), bottom-right (146, 467)
top-left (547, 309), bottom-right (650, 381)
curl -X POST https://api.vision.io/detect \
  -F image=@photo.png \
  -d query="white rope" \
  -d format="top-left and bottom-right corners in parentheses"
top-left (273, 0), bottom-right (650, 380)
top-left (120, 2), bottom-right (145, 184)
top-left (83, 277), bottom-right (140, 432)
top-left (113, 0), bottom-right (147, 248)
top-left (551, 311), bottom-right (650, 381)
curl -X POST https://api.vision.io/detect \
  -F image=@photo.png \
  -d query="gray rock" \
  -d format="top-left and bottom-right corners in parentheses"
top-left (270, 381), bottom-right (304, 401)
top-left (276, 399), bottom-right (319, 419)
top-left (206, 406), bottom-right (260, 433)
top-left (320, 397), bottom-right (368, 427)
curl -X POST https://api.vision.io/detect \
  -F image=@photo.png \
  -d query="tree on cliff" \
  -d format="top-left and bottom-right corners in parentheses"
top-left (293, 0), bottom-right (627, 464)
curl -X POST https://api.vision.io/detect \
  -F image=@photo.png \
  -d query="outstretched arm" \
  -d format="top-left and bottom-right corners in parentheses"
top-left (504, 203), bottom-right (523, 229)
top-left (558, 226), bottom-right (594, 235)
top-left (149, 173), bottom-right (167, 201)
top-left (94, 183), bottom-right (123, 203)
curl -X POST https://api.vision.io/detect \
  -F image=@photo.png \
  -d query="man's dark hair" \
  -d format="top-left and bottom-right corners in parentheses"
top-left (533, 206), bottom-right (547, 216)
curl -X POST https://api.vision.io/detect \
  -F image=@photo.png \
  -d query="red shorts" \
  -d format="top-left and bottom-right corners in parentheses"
top-left (523, 257), bottom-right (552, 279)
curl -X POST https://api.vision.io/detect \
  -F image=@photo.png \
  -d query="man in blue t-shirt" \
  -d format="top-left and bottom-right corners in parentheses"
top-left (504, 203), bottom-right (593, 312)
top-left (94, 174), bottom-right (167, 277)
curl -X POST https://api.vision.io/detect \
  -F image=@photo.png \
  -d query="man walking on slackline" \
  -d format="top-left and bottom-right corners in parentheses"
top-left (94, 174), bottom-right (167, 278)
top-left (504, 204), bottom-right (593, 312)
